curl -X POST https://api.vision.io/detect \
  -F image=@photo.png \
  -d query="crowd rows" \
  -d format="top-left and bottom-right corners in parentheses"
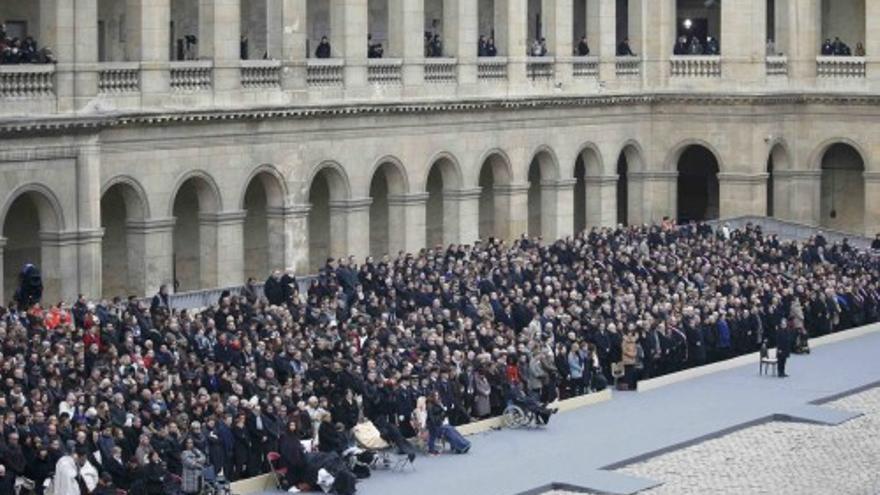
top-left (0, 221), bottom-right (878, 494)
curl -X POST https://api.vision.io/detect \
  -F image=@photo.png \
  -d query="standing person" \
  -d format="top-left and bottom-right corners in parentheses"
top-left (53, 446), bottom-right (99, 495)
top-left (776, 319), bottom-right (794, 378)
top-left (181, 438), bottom-right (207, 495)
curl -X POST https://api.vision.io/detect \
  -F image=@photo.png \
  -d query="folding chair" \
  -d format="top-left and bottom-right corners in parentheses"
top-left (759, 342), bottom-right (778, 376)
top-left (266, 451), bottom-right (288, 489)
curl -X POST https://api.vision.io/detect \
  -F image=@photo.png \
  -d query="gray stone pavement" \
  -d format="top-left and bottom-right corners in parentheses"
top-left (258, 325), bottom-right (880, 495)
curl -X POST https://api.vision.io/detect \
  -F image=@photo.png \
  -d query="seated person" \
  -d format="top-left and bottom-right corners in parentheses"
top-left (508, 382), bottom-right (558, 425)
top-left (426, 392), bottom-right (471, 455)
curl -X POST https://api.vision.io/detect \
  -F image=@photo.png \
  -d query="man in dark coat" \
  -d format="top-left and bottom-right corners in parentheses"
top-left (776, 319), bottom-right (794, 378)
top-left (264, 271), bottom-right (285, 306)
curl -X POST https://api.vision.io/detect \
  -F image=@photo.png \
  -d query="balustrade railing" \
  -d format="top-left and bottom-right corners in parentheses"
top-left (170, 60), bottom-right (213, 92)
top-left (477, 57), bottom-right (508, 81)
top-left (367, 58), bottom-right (403, 85)
top-left (670, 55), bottom-right (721, 78)
top-left (571, 56), bottom-right (599, 79)
top-left (306, 59), bottom-right (344, 87)
top-left (241, 60), bottom-right (281, 89)
top-left (0, 64), bottom-right (55, 98)
top-left (424, 58), bottom-right (457, 84)
top-left (615, 56), bottom-right (641, 77)
top-left (98, 62), bottom-right (140, 94)
top-left (526, 56), bottom-right (554, 80)
top-left (765, 56), bottom-right (788, 77)
top-left (816, 56), bottom-right (866, 78)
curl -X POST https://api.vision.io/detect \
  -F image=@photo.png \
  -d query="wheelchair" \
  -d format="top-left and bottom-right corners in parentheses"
top-left (502, 403), bottom-right (536, 429)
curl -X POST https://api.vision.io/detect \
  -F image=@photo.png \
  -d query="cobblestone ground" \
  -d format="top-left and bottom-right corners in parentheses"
top-left (546, 386), bottom-right (880, 495)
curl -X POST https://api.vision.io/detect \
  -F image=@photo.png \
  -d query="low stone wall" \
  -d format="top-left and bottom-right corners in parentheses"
top-left (229, 388), bottom-right (613, 494)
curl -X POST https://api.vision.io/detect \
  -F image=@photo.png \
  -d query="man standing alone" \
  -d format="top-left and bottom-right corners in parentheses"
top-left (776, 319), bottom-right (794, 378)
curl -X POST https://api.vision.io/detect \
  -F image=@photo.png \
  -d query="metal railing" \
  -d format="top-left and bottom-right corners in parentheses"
top-left (98, 62), bottom-right (141, 94)
top-left (0, 64), bottom-right (55, 98)
top-left (816, 56), bottom-right (866, 78)
top-left (707, 216), bottom-right (874, 250)
top-left (670, 55), bottom-right (722, 78)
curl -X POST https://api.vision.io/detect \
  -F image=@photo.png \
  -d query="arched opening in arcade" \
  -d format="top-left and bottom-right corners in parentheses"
top-left (171, 176), bottom-right (220, 292)
top-left (2, 189), bottom-right (62, 304)
top-left (765, 144), bottom-right (789, 218)
top-left (527, 149), bottom-right (559, 239)
top-left (308, 166), bottom-right (349, 271)
top-left (676, 145), bottom-right (720, 222)
top-left (820, 143), bottom-right (865, 233)
top-left (369, 161), bottom-right (408, 256)
top-left (574, 157), bottom-right (587, 233)
top-left (242, 170), bottom-right (286, 280)
top-left (478, 153), bottom-right (512, 240)
top-left (100, 182), bottom-right (147, 298)
top-left (425, 157), bottom-right (461, 247)
top-left (674, 0), bottom-right (722, 55)
top-left (573, 145), bottom-right (602, 233)
top-left (617, 152), bottom-right (628, 225)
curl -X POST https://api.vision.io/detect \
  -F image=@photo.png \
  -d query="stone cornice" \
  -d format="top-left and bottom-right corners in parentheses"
top-left (39, 229), bottom-right (104, 246)
top-left (443, 188), bottom-right (483, 200)
top-left (629, 171), bottom-right (678, 181)
top-left (387, 193), bottom-right (430, 206)
top-left (583, 174), bottom-right (619, 185)
top-left (266, 205), bottom-right (311, 218)
top-left (863, 172), bottom-right (880, 183)
top-left (126, 218), bottom-right (176, 233)
top-left (198, 211), bottom-right (248, 225)
top-left (772, 170), bottom-right (822, 179)
top-left (328, 198), bottom-right (373, 212)
top-left (717, 172), bottom-right (770, 184)
top-left (3, 92), bottom-right (880, 136)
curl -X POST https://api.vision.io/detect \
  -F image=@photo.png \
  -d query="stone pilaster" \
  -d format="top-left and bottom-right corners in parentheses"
top-left (329, 198), bottom-right (372, 262)
top-left (504, 0), bottom-right (528, 90)
top-left (340, 0), bottom-right (369, 96)
top-left (266, 205), bottom-right (310, 275)
top-left (866, 1), bottom-right (880, 86)
top-left (718, 172), bottom-right (769, 217)
top-left (446, 0), bottom-right (478, 88)
top-left (199, 210), bottom-right (247, 288)
top-left (75, 229), bottom-right (104, 300)
top-left (389, 0), bottom-right (425, 92)
top-left (862, 172), bottom-right (880, 237)
top-left (388, 193), bottom-right (429, 254)
top-left (126, 218), bottom-right (176, 297)
top-left (443, 188), bottom-right (482, 246)
top-left (772, 170), bottom-right (821, 226)
top-left (588, 0), bottom-right (617, 83)
top-left (784, 0), bottom-right (820, 84)
top-left (127, 0), bottom-right (171, 107)
top-left (721, 0), bottom-right (765, 85)
top-left (38, 231), bottom-right (82, 303)
top-left (204, 0), bottom-right (242, 104)
top-left (584, 174), bottom-right (619, 228)
top-left (495, 183), bottom-right (530, 241)
top-left (547, 178), bottom-right (577, 239)
top-left (547, 0), bottom-right (573, 84)
top-left (279, 0), bottom-right (308, 95)
top-left (629, 171), bottom-right (677, 223)
top-left (639, 0), bottom-right (675, 88)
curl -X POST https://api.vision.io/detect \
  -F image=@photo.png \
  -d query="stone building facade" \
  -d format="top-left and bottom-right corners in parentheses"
top-left (0, 0), bottom-right (878, 302)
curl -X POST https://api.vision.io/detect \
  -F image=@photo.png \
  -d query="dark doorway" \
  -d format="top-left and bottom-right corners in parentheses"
top-left (677, 145), bottom-right (719, 222)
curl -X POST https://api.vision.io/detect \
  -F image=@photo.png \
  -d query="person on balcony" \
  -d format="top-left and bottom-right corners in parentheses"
top-left (674, 36), bottom-right (688, 55)
top-left (766, 38), bottom-right (777, 56)
top-left (577, 36), bottom-right (590, 56)
top-left (486, 37), bottom-right (498, 57)
top-left (855, 42), bottom-right (866, 57)
top-left (617, 38), bottom-right (636, 56)
top-left (478, 35), bottom-right (489, 57)
top-left (315, 36), bottom-right (331, 59)
top-left (821, 38), bottom-right (834, 55)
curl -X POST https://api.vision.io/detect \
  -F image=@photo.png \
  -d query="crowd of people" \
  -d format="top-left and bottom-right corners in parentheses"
top-left (821, 37), bottom-right (865, 57)
top-left (674, 34), bottom-right (720, 55)
top-left (0, 25), bottom-right (55, 65)
top-left (0, 220), bottom-right (878, 494)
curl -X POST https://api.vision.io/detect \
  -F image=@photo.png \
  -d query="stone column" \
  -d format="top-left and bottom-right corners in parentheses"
top-left (127, 0), bottom-right (171, 107)
top-left (784, 0), bottom-right (820, 84)
top-left (204, 0), bottom-right (242, 104)
top-left (267, 205), bottom-right (311, 275)
top-left (504, 0), bottom-right (528, 90)
top-left (388, 193), bottom-right (429, 254)
top-left (774, 170), bottom-right (821, 225)
top-left (45, 0), bottom-right (99, 111)
top-left (631, 171), bottom-right (677, 223)
top-left (389, 0), bottom-right (425, 92)
top-left (127, 218), bottom-right (175, 297)
top-left (639, 0), bottom-right (675, 88)
top-left (279, 0), bottom-right (308, 94)
top-left (39, 232), bottom-right (81, 302)
top-left (74, 0), bottom-right (100, 111)
top-left (587, 0), bottom-right (617, 83)
top-left (448, 0), bottom-right (478, 88)
top-left (548, 0), bottom-right (573, 83)
top-left (199, 211), bottom-right (247, 288)
top-left (497, 183), bottom-right (530, 240)
top-left (718, 173), bottom-right (769, 217)
top-left (864, 172), bottom-right (880, 237)
top-left (866, 1), bottom-right (880, 86)
top-left (75, 229), bottom-right (104, 299)
top-left (549, 179), bottom-right (576, 239)
top-left (721, 0), bottom-right (765, 85)
top-left (444, 188), bottom-right (482, 246)
top-left (584, 174), bottom-right (619, 228)
top-left (341, 0), bottom-right (369, 95)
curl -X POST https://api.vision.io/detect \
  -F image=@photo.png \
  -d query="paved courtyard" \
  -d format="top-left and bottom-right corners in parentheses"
top-left (547, 385), bottom-right (880, 495)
